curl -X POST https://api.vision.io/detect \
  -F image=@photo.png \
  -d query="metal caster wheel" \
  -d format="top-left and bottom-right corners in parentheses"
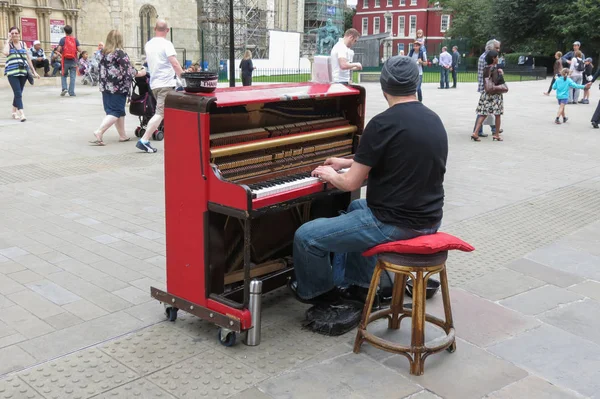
top-left (134, 127), bottom-right (141, 137)
top-left (153, 130), bottom-right (164, 141)
top-left (217, 328), bottom-right (236, 347)
top-left (165, 307), bottom-right (178, 322)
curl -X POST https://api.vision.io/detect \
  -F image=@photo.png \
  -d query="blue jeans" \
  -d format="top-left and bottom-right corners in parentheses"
top-left (8, 75), bottom-right (27, 110)
top-left (440, 68), bottom-right (449, 88)
top-left (293, 199), bottom-right (440, 299)
top-left (51, 62), bottom-right (61, 76)
top-left (61, 59), bottom-right (77, 95)
top-left (417, 75), bottom-right (423, 102)
top-left (474, 114), bottom-right (496, 135)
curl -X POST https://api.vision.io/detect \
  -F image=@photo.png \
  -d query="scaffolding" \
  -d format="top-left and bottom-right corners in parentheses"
top-left (302, 0), bottom-right (345, 57)
top-left (199, 0), bottom-right (269, 72)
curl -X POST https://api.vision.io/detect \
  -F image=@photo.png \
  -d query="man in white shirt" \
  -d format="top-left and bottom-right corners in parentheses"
top-left (136, 19), bottom-right (184, 154)
top-left (330, 29), bottom-right (362, 84)
top-left (438, 46), bottom-right (452, 89)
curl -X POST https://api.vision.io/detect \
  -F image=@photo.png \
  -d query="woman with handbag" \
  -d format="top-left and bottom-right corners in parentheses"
top-left (90, 30), bottom-right (145, 146)
top-left (2, 26), bottom-right (40, 122)
top-left (471, 50), bottom-right (506, 142)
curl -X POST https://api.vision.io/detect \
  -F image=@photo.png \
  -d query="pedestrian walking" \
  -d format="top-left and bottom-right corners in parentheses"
top-left (580, 58), bottom-right (593, 104)
top-left (544, 51), bottom-right (563, 96)
top-left (588, 68), bottom-right (600, 128)
top-left (471, 50), bottom-right (505, 142)
top-left (239, 50), bottom-right (255, 86)
top-left (136, 19), bottom-right (184, 154)
top-left (2, 26), bottom-right (40, 122)
top-left (551, 68), bottom-right (591, 124)
top-left (438, 46), bottom-right (451, 89)
top-left (568, 51), bottom-right (584, 104)
top-left (408, 41), bottom-right (427, 102)
top-left (56, 24), bottom-right (81, 97)
top-left (90, 30), bottom-right (146, 146)
top-left (473, 39), bottom-right (501, 137)
top-left (451, 46), bottom-right (459, 88)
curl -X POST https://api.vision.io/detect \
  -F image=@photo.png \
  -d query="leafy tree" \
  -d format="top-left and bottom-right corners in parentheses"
top-left (344, 7), bottom-right (356, 32)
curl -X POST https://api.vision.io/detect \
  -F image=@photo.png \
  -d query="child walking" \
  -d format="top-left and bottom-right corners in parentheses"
top-left (552, 68), bottom-right (591, 124)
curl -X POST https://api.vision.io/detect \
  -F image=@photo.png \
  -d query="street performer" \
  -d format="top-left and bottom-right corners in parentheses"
top-left (289, 56), bottom-right (448, 305)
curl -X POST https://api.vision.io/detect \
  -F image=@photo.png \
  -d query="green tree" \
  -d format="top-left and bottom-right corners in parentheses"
top-left (344, 7), bottom-right (356, 31)
top-left (433, 0), bottom-right (496, 52)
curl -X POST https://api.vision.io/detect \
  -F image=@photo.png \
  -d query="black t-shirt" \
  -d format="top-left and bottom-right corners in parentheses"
top-left (353, 101), bottom-right (448, 229)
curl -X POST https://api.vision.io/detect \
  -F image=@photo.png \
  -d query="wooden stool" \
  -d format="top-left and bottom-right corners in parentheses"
top-left (353, 233), bottom-right (474, 375)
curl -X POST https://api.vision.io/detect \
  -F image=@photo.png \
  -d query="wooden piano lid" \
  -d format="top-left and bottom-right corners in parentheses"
top-left (188, 82), bottom-right (361, 107)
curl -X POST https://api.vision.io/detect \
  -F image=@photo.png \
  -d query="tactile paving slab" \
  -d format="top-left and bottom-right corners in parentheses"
top-left (219, 325), bottom-right (344, 376)
top-left (99, 323), bottom-right (207, 375)
top-left (94, 378), bottom-right (176, 399)
top-left (19, 348), bottom-right (138, 399)
top-left (444, 186), bottom-right (600, 286)
top-left (148, 349), bottom-right (268, 398)
top-left (0, 376), bottom-right (42, 399)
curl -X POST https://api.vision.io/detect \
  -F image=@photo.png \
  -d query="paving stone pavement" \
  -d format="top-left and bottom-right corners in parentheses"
top-left (1, 80), bottom-right (600, 398)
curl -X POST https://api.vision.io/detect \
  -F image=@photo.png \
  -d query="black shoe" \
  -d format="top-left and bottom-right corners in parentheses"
top-left (288, 279), bottom-right (340, 305)
top-left (592, 122), bottom-right (599, 129)
top-left (478, 133), bottom-right (489, 138)
top-left (337, 285), bottom-right (390, 309)
top-left (451, 86), bottom-right (457, 88)
top-left (563, 117), bottom-right (568, 123)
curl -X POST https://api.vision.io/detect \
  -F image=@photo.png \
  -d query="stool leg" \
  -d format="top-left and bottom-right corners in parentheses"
top-left (410, 271), bottom-right (426, 375)
top-left (439, 266), bottom-right (456, 353)
top-left (353, 262), bottom-right (383, 353)
top-left (389, 274), bottom-right (407, 330)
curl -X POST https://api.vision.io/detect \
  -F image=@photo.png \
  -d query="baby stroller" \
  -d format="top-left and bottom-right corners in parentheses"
top-left (82, 57), bottom-right (99, 86)
top-left (129, 74), bottom-right (164, 141)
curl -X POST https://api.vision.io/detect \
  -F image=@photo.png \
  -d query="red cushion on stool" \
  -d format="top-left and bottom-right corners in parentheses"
top-left (362, 232), bottom-right (475, 257)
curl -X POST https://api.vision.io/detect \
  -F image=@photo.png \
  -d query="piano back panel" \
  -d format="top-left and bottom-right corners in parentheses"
top-left (163, 106), bottom-right (210, 306)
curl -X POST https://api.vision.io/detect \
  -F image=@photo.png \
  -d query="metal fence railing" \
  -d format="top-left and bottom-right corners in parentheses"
top-left (216, 68), bottom-right (312, 83)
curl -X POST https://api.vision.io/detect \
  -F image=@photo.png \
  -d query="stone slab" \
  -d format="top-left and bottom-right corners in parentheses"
top-left (99, 323), bottom-right (207, 375)
top-left (0, 376), bottom-right (43, 399)
top-left (407, 391), bottom-right (443, 399)
top-left (488, 324), bottom-right (600, 398)
top-left (230, 387), bottom-right (274, 399)
top-left (525, 242), bottom-right (600, 280)
top-left (44, 311), bottom-right (84, 330)
top-left (148, 349), bottom-right (269, 399)
top-left (0, 305), bottom-right (55, 339)
top-left (0, 345), bottom-right (37, 376)
top-left (8, 270), bottom-right (43, 284)
top-left (0, 274), bottom-right (25, 295)
top-left (20, 311), bottom-right (147, 362)
top-left (541, 299), bottom-right (600, 345)
top-left (385, 339), bottom-right (527, 399)
top-left (506, 258), bottom-right (584, 287)
top-left (0, 262), bottom-right (27, 274)
top-left (19, 348), bottom-right (139, 399)
top-left (499, 285), bottom-right (583, 316)
top-left (426, 288), bottom-right (540, 347)
top-left (7, 289), bottom-right (65, 319)
top-left (260, 353), bottom-right (421, 399)
top-left (463, 268), bottom-right (545, 301)
top-left (94, 378), bottom-right (177, 399)
top-left (568, 280), bottom-right (600, 301)
top-left (62, 298), bottom-right (109, 321)
top-left (26, 280), bottom-right (81, 305)
top-left (485, 375), bottom-right (581, 399)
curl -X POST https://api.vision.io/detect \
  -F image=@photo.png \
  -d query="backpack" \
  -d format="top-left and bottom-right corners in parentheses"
top-left (63, 36), bottom-right (77, 59)
top-left (575, 58), bottom-right (585, 72)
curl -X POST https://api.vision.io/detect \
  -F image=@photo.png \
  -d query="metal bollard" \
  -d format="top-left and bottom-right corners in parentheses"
top-left (244, 279), bottom-right (263, 346)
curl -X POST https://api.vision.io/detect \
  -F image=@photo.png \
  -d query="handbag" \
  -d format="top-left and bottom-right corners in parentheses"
top-left (484, 67), bottom-right (508, 94)
top-left (12, 43), bottom-right (35, 85)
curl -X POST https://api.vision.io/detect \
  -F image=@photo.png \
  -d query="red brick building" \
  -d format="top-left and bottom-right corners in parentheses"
top-left (352, 0), bottom-right (451, 60)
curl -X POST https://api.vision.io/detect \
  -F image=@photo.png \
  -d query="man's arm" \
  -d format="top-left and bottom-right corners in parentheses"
top-left (312, 161), bottom-right (370, 192)
top-left (339, 57), bottom-right (361, 71)
top-left (168, 55), bottom-right (184, 77)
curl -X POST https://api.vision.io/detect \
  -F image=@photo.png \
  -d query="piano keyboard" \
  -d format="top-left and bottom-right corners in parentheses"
top-left (249, 168), bottom-right (349, 199)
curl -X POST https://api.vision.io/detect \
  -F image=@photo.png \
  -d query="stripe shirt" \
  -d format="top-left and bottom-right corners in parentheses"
top-left (477, 51), bottom-right (488, 93)
top-left (4, 42), bottom-right (28, 77)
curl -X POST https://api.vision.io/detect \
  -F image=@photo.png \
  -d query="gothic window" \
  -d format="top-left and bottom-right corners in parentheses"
top-left (140, 4), bottom-right (158, 52)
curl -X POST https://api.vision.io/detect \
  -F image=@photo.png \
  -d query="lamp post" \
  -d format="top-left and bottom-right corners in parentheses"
top-left (229, 0), bottom-right (235, 87)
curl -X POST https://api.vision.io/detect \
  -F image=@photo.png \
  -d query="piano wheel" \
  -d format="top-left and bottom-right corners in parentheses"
top-left (218, 327), bottom-right (237, 347)
top-left (165, 306), bottom-right (178, 322)
top-left (134, 127), bottom-right (143, 138)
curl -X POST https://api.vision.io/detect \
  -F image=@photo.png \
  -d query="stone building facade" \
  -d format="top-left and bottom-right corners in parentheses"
top-left (0, 0), bottom-right (200, 64)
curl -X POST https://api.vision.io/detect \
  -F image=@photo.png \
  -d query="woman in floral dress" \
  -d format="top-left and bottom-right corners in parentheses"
top-left (90, 30), bottom-right (145, 146)
top-left (471, 50), bottom-right (505, 142)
